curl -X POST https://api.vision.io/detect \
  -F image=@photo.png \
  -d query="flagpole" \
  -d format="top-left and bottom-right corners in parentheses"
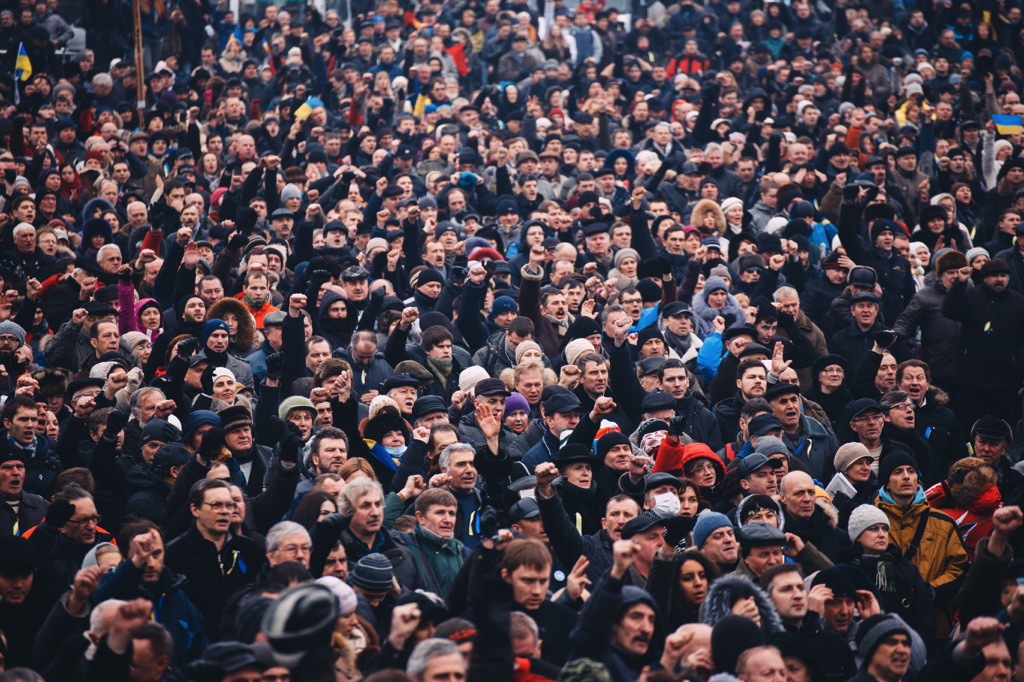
top-left (132, 0), bottom-right (145, 127)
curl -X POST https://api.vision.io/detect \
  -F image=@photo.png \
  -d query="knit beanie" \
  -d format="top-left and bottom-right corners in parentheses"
top-left (834, 442), bottom-right (872, 473)
top-left (712, 614), bottom-right (763, 674)
top-left (121, 331), bottom-right (149, 350)
top-left (514, 340), bottom-right (543, 364)
top-left (879, 450), bottom-right (918, 489)
top-left (965, 247), bottom-right (989, 265)
top-left (692, 511), bottom-right (733, 549)
top-left (503, 392), bottom-right (530, 418)
top-left (201, 319), bottom-right (230, 346)
top-left (315, 576), bottom-right (358, 614)
top-left (558, 658), bottom-right (612, 682)
top-left (703, 276), bottom-right (728, 298)
top-left (856, 615), bottom-right (912, 668)
top-left (489, 296), bottom-right (518, 321)
top-left (721, 197), bottom-right (744, 216)
top-left (846, 504), bottom-right (890, 542)
top-left (0, 321), bottom-right (26, 346)
top-left (350, 553), bottom-right (394, 591)
top-left (280, 184), bottom-right (302, 202)
top-left (565, 338), bottom-right (595, 367)
top-left (614, 248), bottom-right (640, 269)
top-left (459, 366), bottom-right (489, 393)
top-left (596, 431), bottom-right (632, 460)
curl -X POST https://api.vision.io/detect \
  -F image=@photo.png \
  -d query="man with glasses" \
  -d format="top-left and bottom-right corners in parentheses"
top-left (166, 479), bottom-right (266, 637)
top-left (92, 521), bottom-right (209, 665)
top-left (266, 521), bottom-right (312, 569)
top-left (0, 321), bottom-right (30, 398)
top-left (879, 391), bottom-right (936, 484)
top-left (35, 483), bottom-right (114, 607)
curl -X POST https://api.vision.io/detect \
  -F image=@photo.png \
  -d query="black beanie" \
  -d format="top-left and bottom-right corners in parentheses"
top-left (879, 449), bottom-right (918, 489)
top-left (711, 614), bottom-right (763, 674)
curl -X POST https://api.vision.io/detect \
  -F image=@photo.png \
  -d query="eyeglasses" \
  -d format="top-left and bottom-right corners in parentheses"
top-left (67, 515), bottom-right (101, 526)
top-left (687, 461), bottom-right (716, 474)
top-left (744, 267), bottom-right (763, 274)
top-left (0, 335), bottom-right (20, 344)
top-left (888, 402), bottom-right (915, 411)
top-left (204, 501), bottom-right (237, 511)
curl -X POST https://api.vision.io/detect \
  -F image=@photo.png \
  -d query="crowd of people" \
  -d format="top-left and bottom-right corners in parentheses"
top-left (3, 0), bottom-right (1024, 680)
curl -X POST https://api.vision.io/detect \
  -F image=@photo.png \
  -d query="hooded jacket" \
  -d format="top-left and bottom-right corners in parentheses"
top-left (122, 463), bottom-right (171, 523)
top-left (568, 573), bottom-right (664, 682)
top-left (875, 487), bottom-right (968, 603)
top-left (316, 290), bottom-right (357, 349)
top-left (700, 575), bottom-right (785, 640)
top-left (942, 277), bottom-right (1024, 390)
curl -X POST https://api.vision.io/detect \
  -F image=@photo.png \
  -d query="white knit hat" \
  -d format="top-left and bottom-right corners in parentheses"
top-left (847, 504), bottom-right (890, 543)
top-left (459, 366), bottom-right (489, 393)
top-left (564, 338), bottom-right (595, 367)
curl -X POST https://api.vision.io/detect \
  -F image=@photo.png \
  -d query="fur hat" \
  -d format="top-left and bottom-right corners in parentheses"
top-left (934, 250), bottom-right (968, 274)
top-left (946, 457), bottom-right (997, 508)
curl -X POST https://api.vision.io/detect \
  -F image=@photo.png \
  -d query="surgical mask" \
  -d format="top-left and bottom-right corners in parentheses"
top-left (653, 491), bottom-right (681, 516)
top-left (384, 445), bottom-right (407, 458)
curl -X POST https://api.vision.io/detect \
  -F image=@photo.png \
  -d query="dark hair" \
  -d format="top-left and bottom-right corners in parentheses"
top-left (427, 423), bottom-right (458, 453)
top-left (130, 622), bottom-right (174, 662)
top-left (508, 316), bottom-right (534, 338)
top-left (54, 467), bottom-right (95, 496)
top-left (88, 407), bottom-right (113, 435)
top-left (502, 538), bottom-right (551, 573)
top-left (291, 491), bottom-right (338, 531)
top-left (737, 357), bottom-right (767, 379)
top-left (310, 426), bottom-right (348, 458)
top-left (188, 478), bottom-right (232, 510)
top-left (2, 395), bottom-right (36, 422)
top-left (658, 358), bottom-right (687, 381)
top-left (54, 482), bottom-right (92, 504)
top-left (421, 326), bottom-right (453, 352)
top-left (740, 398), bottom-right (772, 420)
top-left (895, 359), bottom-right (930, 385)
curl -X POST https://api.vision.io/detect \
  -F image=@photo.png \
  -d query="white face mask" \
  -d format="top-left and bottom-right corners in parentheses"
top-left (384, 445), bottom-right (407, 458)
top-left (653, 491), bottom-right (681, 516)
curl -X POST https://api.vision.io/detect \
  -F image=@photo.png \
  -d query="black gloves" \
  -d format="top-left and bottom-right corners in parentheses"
top-left (46, 499), bottom-right (76, 528)
top-left (176, 337), bottom-right (200, 359)
top-left (198, 427), bottom-right (225, 463)
top-left (875, 329), bottom-right (898, 348)
top-left (105, 410), bottom-right (129, 438)
top-left (667, 416), bottom-right (688, 437)
top-left (842, 183), bottom-right (860, 203)
top-left (449, 266), bottom-right (467, 286)
top-left (664, 515), bottom-right (695, 547)
top-left (479, 506), bottom-right (501, 539)
top-left (265, 352), bottom-right (284, 381)
top-left (201, 365), bottom-right (217, 395)
top-left (228, 231), bottom-right (248, 250)
top-left (310, 269), bottom-right (332, 287)
top-left (279, 420), bottom-right (304, 463)
top-left (370, 285), bottom-right (386, 302)
top-left (236, 207), bottom-right (258, 235)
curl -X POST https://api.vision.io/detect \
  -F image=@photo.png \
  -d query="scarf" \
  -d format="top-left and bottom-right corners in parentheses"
top-left (243, 294), bottom-right (268, 309)
top-left (7, 434), bottom-right (34, 459)
top-left (203, 346), bottom-right (229, 367)
top-left (417, 523), bottom-right (453, 550)
top-left (502, 335), bottom-right (517, 366)
top-left (544, 313), bottom-right (570, 333)
top-left (664, 329), bottom-right (692, 357)
top-left (426, 355), bottom-right (454, 384)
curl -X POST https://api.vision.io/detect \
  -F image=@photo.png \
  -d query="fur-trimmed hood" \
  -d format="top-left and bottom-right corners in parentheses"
top-left (691, 199), bottom-right (727, 235)
top-left (699, 575), bottom-right (784, 638)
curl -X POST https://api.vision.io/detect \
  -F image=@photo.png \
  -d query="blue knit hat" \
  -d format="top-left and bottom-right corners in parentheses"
top-left (488, 296), bottom-right (518, 321)
top-left (182, 410), bottom-right (222, 441)
top-left (693, 511), bottom-right (734, 549)
top-left (201, 319), bottom-right (230, 346)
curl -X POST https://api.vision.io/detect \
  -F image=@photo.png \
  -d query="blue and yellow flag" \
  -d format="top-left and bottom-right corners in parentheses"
top-left (992, 114), bottom-right (1023, 135)
top-left (15, 43), bottom-right (31, 82)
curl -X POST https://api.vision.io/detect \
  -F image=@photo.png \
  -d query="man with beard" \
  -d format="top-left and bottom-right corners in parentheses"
top-left (92, 521), bottom-right (208, 665)
top-left (0, 321), bottom-right (32, 397)
top-left (145, 294), bottom-right (207, 378)
top-left (715, 358), bottom-right (767, 445)
top-left (766, 383), bottom-right (836, 481)
top-left (195, 319), bottom-right (254, 388)
top-left (943, 259), bottom-right (1024, 427)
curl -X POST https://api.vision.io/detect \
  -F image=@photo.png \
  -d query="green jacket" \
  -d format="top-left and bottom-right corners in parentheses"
top-left (398, 525), bottom-right (468, 605)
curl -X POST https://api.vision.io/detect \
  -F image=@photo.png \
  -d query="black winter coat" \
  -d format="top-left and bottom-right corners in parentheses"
top-left (943, 279), bottom-right (1024, 389)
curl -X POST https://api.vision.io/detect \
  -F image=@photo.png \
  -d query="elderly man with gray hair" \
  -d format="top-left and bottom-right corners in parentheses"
top-left (266, 520), bottom-right (312, 568)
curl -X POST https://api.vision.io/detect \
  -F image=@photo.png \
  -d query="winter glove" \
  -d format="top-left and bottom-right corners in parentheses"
top-left (874, 329), bottom-right (898, 348)
top-left (265, 352), bottom-right (284, 381)
top-left (843, 183), bottom-right (860, 203)
top-left (278, 420), bottom-right (305, 464)
top-left (370, 285), bottom-right (386, 302)
top-left (201, 365), bottom-right (217, 395)
top-left (449, 266), bottom-right (467, 286)
top-left (176, 337), bottom-right (200, 359)
top-left (228, 231), bottom-right (248, 250)
top-left (105, 410), bottom-right (129, 438)
top-left (667, 415), bottom-right (688, 437)
top-left (664, 515), bottom-right (695, 547)
top-left (236, 207), bottom-right (258, 235)
top-left (198, 427), bottom-right (225, 463)
top-left (479, 506), bottom-right (501, 539)
top-left (46, 499), bottom-right (76, 528)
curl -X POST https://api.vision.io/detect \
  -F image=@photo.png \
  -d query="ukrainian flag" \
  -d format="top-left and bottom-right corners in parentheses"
top-left (992, 114), bottom-right (1024, 135)
top-left (15, 43), bottom-right (31, 82)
